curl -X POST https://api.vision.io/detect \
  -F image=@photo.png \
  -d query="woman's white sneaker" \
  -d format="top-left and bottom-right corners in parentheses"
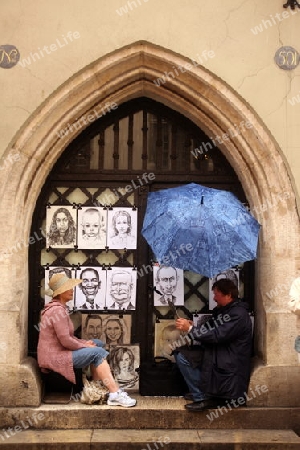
top-left (107, 391), bottom-right (136, 407)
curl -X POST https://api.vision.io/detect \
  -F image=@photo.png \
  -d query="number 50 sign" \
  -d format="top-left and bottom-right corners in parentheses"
top-left (275, 46), bottom-right (300, 70)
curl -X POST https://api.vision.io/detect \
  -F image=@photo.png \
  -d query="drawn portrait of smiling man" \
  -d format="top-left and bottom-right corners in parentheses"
top-left (75, 266), bottom-right (106, 310)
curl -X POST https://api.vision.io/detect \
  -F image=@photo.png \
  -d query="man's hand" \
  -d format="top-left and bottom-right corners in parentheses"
top-left (176, 318), bottom-right (193, 333)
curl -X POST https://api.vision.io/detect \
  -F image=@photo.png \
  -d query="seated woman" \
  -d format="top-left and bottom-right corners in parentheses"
top-left (37, 272), bottom-right (136, 407)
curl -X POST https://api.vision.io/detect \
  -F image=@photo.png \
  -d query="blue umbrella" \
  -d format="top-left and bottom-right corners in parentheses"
top-left (141, 183), bottom-right (260, 278)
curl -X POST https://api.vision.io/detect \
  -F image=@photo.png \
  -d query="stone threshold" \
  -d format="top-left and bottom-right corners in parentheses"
top-left (0, 429), bottom-right (299, 449)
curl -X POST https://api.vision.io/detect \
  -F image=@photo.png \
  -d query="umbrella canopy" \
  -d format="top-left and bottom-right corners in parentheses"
top-left (141, 183), bottom-right (260, 278)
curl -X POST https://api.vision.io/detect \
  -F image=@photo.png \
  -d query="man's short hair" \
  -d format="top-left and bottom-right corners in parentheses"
top-left (212, 278), bottom-right (238, 299)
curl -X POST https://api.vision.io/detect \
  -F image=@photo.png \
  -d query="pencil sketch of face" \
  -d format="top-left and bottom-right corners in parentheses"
top-left (80, 268), bottom-right (101, 302)
top-left (110, 271), bottom-right (133, 306)
top-left (47, 207), bottom-right (76, 247)
top-left (160, 324), bottom-right (181, 359)
top-left (109, 345), bottom-right (139, 390)
top-left (77, 207), bottom-right (107, 250)
top-left (101, 314), bottom-right (131, 344)
top-left (156, 266), bottom-right (178, 301)
top-left (107, 208), bottom-right (137, 249)
top-left (112, 211), bottom-right (131, 236)
top-left (82, 208), bottom-right (101, 240)
top-left (117, 348), bottom-right (134, 374)
top-left (83, 314), bottom-right (102, 340)
top-left (56, 211), bottom-right (69, 234)
top-left (154, 320), bottom-right (182, 362)
top-left (105, 318), bottom-right (123, 345)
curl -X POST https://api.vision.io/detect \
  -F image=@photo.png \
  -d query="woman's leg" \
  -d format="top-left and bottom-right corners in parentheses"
top-left (73, 345), bottom-right (136, 407)
top-left (73, 345), bottom-right (119, 392)
top-left (72, 346), bottom-right (136, 408)
top-left (93, 361), bottom-right (136, 407)
top-left (88, 340), bottom-right (118, 392)
top-left (90, 360), bottom-right (118, 393)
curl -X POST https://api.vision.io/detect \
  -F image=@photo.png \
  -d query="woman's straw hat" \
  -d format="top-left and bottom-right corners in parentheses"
top-left (46, 273), bottom-right (82, 298)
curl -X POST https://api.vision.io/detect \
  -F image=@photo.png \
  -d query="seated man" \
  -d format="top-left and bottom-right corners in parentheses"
top-left (174, 278), bottom-right (252, 411)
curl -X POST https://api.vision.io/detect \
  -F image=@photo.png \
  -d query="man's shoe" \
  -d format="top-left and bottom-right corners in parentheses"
top-left (185, 400), bottom-right (212, 411)
top-left (184, 393), bottom-right (194, 401)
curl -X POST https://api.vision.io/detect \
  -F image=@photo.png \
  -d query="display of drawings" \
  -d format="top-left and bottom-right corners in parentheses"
top-left (108, 344), bottom-right (140, 391)
top-left (44, 266), bottom-right (137, 310)
top-left (81, 313), bottom-right (132, 344)
top-left (152, 265), bottom-right (184, 307)
top-left (46, 205), bottom-right (138, 249)
top-left (81, 314), bottom-right (139, 390)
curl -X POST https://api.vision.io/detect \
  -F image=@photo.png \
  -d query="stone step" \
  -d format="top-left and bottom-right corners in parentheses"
top-left (0, 428), bottom-right (299, 449)
top-left (1, 396), bottom-right (299, 434)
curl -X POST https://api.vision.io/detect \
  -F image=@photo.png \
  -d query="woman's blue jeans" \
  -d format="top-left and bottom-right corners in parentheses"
top-left (174, 352), bottom-right (207, 402)
top-left (72, 339), bottom-right (109, 369)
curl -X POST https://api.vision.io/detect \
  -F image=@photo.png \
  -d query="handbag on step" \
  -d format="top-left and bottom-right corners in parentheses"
top-left (80, 373), bottom-right (109, 405)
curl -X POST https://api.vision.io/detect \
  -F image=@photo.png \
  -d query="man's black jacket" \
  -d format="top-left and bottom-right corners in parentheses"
top-left (178, 300), bottom-right (252, 400)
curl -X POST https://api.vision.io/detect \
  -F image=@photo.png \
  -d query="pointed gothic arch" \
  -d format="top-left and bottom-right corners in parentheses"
top-left (1, 41), bottom-right (299, 406)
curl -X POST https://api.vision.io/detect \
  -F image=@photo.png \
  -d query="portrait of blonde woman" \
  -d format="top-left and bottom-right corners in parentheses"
top-left (102, 315), bottom-right (131, 345)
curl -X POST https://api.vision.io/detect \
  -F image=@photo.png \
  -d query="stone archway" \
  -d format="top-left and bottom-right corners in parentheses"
top-left (0, 41), bottom-right (299, 406)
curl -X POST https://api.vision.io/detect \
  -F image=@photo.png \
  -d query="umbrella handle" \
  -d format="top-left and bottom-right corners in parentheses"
top-left (167, 299), bottom-right (180, 318)
top-left (148, 285), bottom-right (163, 296)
